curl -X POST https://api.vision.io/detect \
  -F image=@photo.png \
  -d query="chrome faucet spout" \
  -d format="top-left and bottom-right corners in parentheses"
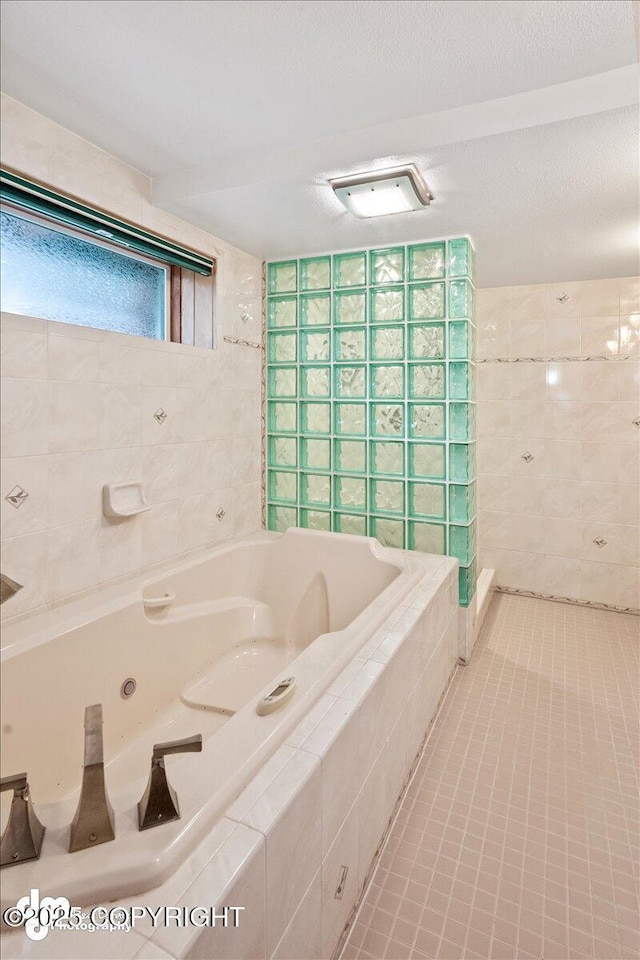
top-left (69, 704), bottom-right (115, 853)
top-left (0, 573), bottom-right (23, 605)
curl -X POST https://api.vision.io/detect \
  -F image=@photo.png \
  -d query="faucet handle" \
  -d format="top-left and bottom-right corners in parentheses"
top-left (1, 773), bottom-right (46, 868)
top-left (138, 734), bottom-right (202, 831)
top-left (152, 734), bottom-right (203, 761)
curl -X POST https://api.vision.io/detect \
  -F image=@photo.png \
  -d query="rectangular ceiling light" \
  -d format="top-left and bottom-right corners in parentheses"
top-left (330, 165), bottom-right (433, 219)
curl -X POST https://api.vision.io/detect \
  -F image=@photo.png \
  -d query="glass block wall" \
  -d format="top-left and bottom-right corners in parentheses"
top-left (265, 238), bottom-right (476, 605)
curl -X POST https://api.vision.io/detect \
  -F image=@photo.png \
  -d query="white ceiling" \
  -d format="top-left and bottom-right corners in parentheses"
top-left (1, 0), bottom-right (639, 285)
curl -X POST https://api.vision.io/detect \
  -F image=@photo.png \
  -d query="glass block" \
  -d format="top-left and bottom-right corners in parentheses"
top-left (370, 286), bottom-right (404, 323)
top-left (300, 509), bottom-right (331, 531)
top-left (447, 238), bottom-right (473, 279)
top-left (334, 439), bottom-right (367, 474)
top-left (268, 260), bottom-right (297, 294)
top-left (372, 403), bottom-right (404, 437)
top-left (333, 251), bottom-right (366, 288)
top-left (333, 513), bottom-right (368, 536)
top-left (300, 401), bottom-right (331, 435)
top-left (408, 442), bottom-right (445, 480)
top-left (268, 470), bottom-right (297, 503)
top-left (268, 295), bottom-right (297, 328)
top-left (268, 504), bottom-right (297, 533)
top-left (335, 365), bottom-right (366, 398)
top-left (372, 364), bottom-right (404, 399)
top-left (409, 481), bottom-right (445, 519)
top-left (449, 521), bottom-right (476, 565)
top-left (300, 437), bottom-right (331, 471)
top-left (334, 289), bottom-right (366, 324)
top-left (269, 435), bottom-right (297, 469)
top-left (334, 476), bottom-right (367, 512)
top-left (409, 282), bottom-right (445, 320)
top-left (370, 516), bottom-right (405, 549)
top-left (371, 479), bottom-right (404, 515)
top-left (449, 361), bottom-right (473, 400)
top-left (370, 440), bottom-right (404, 476)
top-left (335, 402), bottom-right (367, 436)
top-left (300, 256), bottom-right (330, 290)
top-left (268, 366), bottom-right (297, 398)
top-left (458, 557), bottom-right (478, 607)
top-left (449, 443), bottom-right (476, 483)
top-left (409, 363), bottom-right (445, 399)
top-left (449, 402), bottom-right (475, 441)
top-left (409, 403), bottom-right (445, 439)
top-left (409, 323), bottom-right (445, 359)
top-left (408, 242), bottom-right (445, 281)
top-left (334, 326), bottom-right (366, 362)
top-left (267, 330), bottom-right (297, 364)
top-left (300, 292), bottom-right (331, 326)
top-left (268, 401), bottom-right (297, 434)
top-left (408, 521), bottom-right (446, 555)
top-left (370, 325), bottom-right (404, 360)
top-left (370, 247), bottom-right (405, 285)
top-left (448, 279), bottom-right (474, 319)
top-left (449, 320), bottom-right (474, 359)
top-left (301, 472), bottom-right (331, 507)
top-left (300, 329), bottom-right (330, 363)
top-left (449, 481), bottom-right (477, 524)
top-left (301, 365), bottom-right (331, 398)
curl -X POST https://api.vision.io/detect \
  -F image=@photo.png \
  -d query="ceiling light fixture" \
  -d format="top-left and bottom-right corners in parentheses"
top-left (329, 165), bottom-right (433, 219)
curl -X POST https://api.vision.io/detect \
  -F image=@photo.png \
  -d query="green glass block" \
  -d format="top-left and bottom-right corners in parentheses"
top-left (370, 286), bottom-right (404, 323)
top-left (335, 365), bottom-right (366, 398)
top-left (300, 329), bottom-right (331, 363)
top-left (268, 504), bottom-right (297, 532)
top-left (269, 435), bottom-right (297, 469)
top-left (449, 481), bottom-right (477, 524)
top-left (335, 326), bottom-right (366, 362)
top-left (449, 361), bottom-right (473, 400)
top-left (409, 282), bottom-right (445, 320)
top-left (408, 520), bottom-right (446, 554)
top-left (449, 402), bottom-right (475, 441)
top-left (372, 364), bottom-right (404, 399)
top-left (300, 509), bottom-right (331, 531)
top-left (370, 516), bottom-right (405, 549)
top-left (409, 403), bottom-right (445, 439)
top-left (268, 366), bottom-right (297, 398)
top-left (301, 365), bottom-right (331, 398)
top-left (371, 479), bottom-right (404, 515)
top-left (300, 437), bottom-right (331, 471)
top-left (300, 292), bottom-right (331, 326)
top-left (267, 330), bottom-right (297, 364)
top-left (370, 247), bottom-right (405, 284)
top-left (448, 320), bottom-right (474, 359)
top-left (334, 475), bottom-right (367, 512)
top-left (449, 521), bottom-right (476, 565)
top-left (448, 279), bottom-right (474, 319)
top-left (300, 472), bottom-right (332, 507)
top-left (334, 289), bottom-right (366, 324)
top-left (447, 238), bottom-right (472, 279)
top-left (334, 439), bottom-right (367, 474)
top-left (300, 401), bottom-right (331, 435)
top-left (300, 256), bottom-right (331, 291)
top-left (370, 440), bottom-right (404, 476)
top-left (409, 362), bottom-right (445, 400)
top-left (408, 242), bottom-right (445, 281)
top-left (333, 251), bottom-right (366, 288)
top-left (370, 325), bottom-right (404, 360)
top-left (268, 295), bottom-right (297, 328)
top-left (372, 403), bottom-right (404, 437)
top-left (268, 260), bottom-right (297, 294)
top-left (333, 513), bottom-right (368, 536)
top-left (268, 470), bottom-right (297, 503)
top-left (268, 401), bottom-right (297, 434)
top-left (449, 443), bottom-right (476, 483)
top-left (409, 323), bottom-right (445, 359)
top-left (335, 402), bottom-right (367, 436)
top-left (458, 557), bottom-right (478, 607)
top-left (409, 481), bottom-right (445, 519)
top-left (408, 442), bottom-right (445, 480)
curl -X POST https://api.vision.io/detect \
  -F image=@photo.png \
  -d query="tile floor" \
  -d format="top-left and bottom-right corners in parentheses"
top-left (342, 594), bottom-right (639, 960)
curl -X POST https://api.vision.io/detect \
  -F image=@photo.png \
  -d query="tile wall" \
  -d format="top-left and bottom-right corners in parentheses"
top-left (0, 94), bottom-right (263, 620)
top-left (476, 276), bottom-right (640, 611)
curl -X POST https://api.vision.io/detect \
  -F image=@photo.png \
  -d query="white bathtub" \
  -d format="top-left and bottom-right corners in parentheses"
top-left (1, 528), bottom-right (433, 909)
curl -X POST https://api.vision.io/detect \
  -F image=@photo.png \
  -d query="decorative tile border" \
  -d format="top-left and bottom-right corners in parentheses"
top-left (477, 355), bottom-right (637, 363)
top-left (223, 335), bottom-right (260, 349)
top-left (495, 584), bottom-right (640, 616)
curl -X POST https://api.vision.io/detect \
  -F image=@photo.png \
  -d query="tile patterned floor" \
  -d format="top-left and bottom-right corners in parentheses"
top-left (342, 594), bottom-right (639, 960)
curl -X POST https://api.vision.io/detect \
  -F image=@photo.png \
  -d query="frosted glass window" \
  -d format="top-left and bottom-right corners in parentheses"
top-left (1, 210), bottom-right (166, 339)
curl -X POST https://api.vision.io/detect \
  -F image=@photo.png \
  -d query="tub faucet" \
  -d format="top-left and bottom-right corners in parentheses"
top-left (69, 704), bottom-right (115, 853)
top-left (0, 773), bottom-right (46, 868)
top-left (0, 573), bottom-right (23, 605)
top-left (138, 734), bottom-right (202, 830)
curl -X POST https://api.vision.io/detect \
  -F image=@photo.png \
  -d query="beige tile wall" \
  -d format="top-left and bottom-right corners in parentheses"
top-left (476, 277), bottom-right (640, 610)
top-left (0, 95), bottom-right (263, 620)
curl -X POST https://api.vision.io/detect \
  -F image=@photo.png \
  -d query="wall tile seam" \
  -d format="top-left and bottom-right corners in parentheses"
top-left (493, 585), bottom-right (640, 616)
